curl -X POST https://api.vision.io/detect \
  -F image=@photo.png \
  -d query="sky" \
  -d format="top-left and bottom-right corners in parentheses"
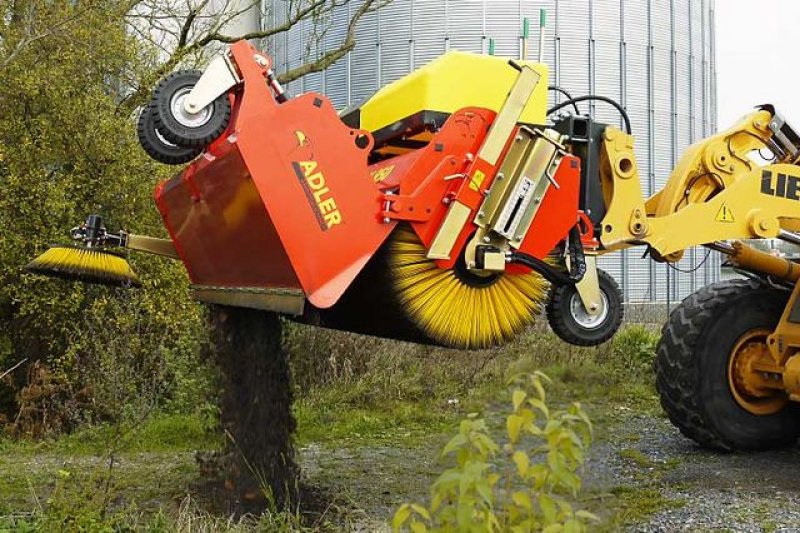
top-left (716, 0), bottom-right (800, 128)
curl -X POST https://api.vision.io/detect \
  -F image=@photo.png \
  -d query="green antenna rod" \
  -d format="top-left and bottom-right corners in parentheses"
top-left (538, 8), bottom-right (547, 63)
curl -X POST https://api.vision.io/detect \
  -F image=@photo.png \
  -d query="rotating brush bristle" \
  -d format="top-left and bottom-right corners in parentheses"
top-left (25, 244), bottom-right (141, 288)
top-left (387, 226), bottom-right (548, 349)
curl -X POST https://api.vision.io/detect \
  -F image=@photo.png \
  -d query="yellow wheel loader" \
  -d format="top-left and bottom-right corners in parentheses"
top-left (26, 42), bottom-right (800, 451)
top-left (590, 104), bottom-right (800, 451)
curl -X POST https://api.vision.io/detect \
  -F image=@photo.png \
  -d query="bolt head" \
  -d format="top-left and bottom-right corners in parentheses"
top-left (483, 236), bottom-right (491, 243)
top-left (383, 217), bottom-right (391, 224)
top-left (442, 197), bottom-right (451, 205)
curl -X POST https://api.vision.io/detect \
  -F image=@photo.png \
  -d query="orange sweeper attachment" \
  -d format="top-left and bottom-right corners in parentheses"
top-left (28, 41), bottom-right (624, 349)
top-left (34, 39), bottom-right (800, 453)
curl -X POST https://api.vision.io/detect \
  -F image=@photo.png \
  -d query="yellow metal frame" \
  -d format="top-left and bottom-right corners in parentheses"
top-left (595, 106), bottom-right (800, 403)
top-left (597, 109), bottom-right (800, 259)
top-left (428, 63), bottom-right (543, 263)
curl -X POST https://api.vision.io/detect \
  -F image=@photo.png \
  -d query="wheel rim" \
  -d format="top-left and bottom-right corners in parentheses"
top-left (568, 290), bottom-right (609, 329)
top-left (169, 87), bottom-right (213, 128)
top-left (727, 328), bottom-right (787, 416)
top-left (154, 126), bottom-right (179, 148)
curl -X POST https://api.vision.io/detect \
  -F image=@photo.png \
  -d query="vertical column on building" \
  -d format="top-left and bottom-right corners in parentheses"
top-left (588, 0), bottom-right (596, 118)
top-left (409, 0), bottom-right (415, 71)
top-left (668, 0), bottom-right (678, 302)
top-left (620, 0), bottom-right (629, 302)
top-left (688, 0), bottom-right (697, 294)
top-left (647, 0), bottom-right (656, 302)
top-left (709, 0), bottom-right (718, 283)
top-left (554, 0), bottom-right (561, 104)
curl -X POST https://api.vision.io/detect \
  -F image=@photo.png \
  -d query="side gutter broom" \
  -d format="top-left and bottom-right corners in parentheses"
top-left (25, 214), bottom-right (178, 288)
top-left (26, 244), bottom-right (141, 287)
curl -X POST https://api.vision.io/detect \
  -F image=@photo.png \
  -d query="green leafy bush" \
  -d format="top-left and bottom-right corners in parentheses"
top-left (0, 1), bottom-right (208, 427)
top-left (393, 372), bottom-right (596, 532)
top-left (605, 325), bottom-right (659, 377)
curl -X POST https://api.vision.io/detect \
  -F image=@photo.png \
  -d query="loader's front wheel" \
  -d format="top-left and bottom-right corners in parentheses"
top-left (153, 70), bottom-right (231, 148)
top-left (137, 104), bottom-right (202, 165)
top-left (655, 279), bottom-right (799, 451)
top-left (546, 269), bottom-right (623, 346)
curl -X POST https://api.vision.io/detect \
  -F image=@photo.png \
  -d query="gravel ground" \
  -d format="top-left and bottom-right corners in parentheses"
top-left (299, 409), bottom-right (800, 531)
top-left (587, 410), bottom-right (800, 532)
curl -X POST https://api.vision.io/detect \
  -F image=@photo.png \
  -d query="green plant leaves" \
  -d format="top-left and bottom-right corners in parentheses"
top-left (512, 450), bottom-right (529, 476)
top-left (392, 372), bottom-right (596, 532)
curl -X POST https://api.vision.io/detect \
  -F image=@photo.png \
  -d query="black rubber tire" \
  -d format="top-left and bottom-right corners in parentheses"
top-left (655, 279), bottom-right (800, 451)
top-left (153, 70), bottom-right (231, 148)
top-left (546, 268), bottom-right (623, 346)
top-left (136, 104), bottom-right (202, 165)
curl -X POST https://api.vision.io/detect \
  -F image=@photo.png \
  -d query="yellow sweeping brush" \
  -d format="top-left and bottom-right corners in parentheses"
top-left (387, 226), bottom-right (548, 349)
top-left (25, 244), bottom-right (141, 288)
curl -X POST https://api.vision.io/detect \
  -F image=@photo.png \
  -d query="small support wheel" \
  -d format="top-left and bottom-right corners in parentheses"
top-left (153, 70), bottom-right (231, 148)
top-left (136, 103), bottom-right (202, 165)
top-left (546, 268), bottom-right (623, 346)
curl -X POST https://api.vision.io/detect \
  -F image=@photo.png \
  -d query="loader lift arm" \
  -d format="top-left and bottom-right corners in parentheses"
top-left (593, 104), bottom-right (800, 451)
top-left (597, 106), bottom-right (800, 260)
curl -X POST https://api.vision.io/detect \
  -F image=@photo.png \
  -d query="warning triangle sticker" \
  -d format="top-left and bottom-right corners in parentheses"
top-left (715, 203), bottom-right (735, 223)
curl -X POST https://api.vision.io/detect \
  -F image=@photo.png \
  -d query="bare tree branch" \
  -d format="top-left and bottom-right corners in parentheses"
top-left (198, 0), bottom-right (330, 46)
top-left (277, 0), bottom-right (379, 84)
top-left (177, 4), bottom-right (202, 48)
top-left (0, 358), bottom-right (28, 381)
top-left (119, 0), bottom-right (392, 114)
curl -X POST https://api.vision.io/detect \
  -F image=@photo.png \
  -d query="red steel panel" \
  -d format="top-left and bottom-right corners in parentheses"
top-left (155, 41), bottom-right (394, 308)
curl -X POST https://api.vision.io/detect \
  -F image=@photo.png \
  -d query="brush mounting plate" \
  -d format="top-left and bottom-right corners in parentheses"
top-left (70, 215), bottom-right (125, 248)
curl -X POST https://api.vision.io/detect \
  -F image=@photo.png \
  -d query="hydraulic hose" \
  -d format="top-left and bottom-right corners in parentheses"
top-left (547, 95), bottom-right (633, 135)
top-left (547, 86), bottom-right (581, 114)
top-left (507, 227), bottom-right (586, 286)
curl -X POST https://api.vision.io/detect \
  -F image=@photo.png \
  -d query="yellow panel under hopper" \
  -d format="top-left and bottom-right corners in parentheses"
top-left (357, 51), bottom-right (549, 133)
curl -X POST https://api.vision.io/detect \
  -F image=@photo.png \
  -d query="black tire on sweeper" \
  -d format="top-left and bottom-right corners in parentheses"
top-left (136, 103), bottom-right (202, 165)
top-left (153, 70), bottom-right (231, 148)
top-left (546, 268), bottom-right (623, 346)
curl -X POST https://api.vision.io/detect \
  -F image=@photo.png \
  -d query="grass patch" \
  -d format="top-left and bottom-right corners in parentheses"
top-left (0, 413), bottom-right (216, 515)
top-left (0, 323), bottom-right (665, 529)
top-left (618, 447), bottom-right (655, 469)
top-left (295, 399), bottom-right (455, 448)
top-left (606, 486), bottom-right (686, 526)
top-left (290, 324), bottom-right (661, 449)
top-left (0, 413), bottom-right (219, 456)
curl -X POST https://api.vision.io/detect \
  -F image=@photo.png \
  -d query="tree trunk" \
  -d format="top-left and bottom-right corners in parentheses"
top-left (207, 305), bottom-right (298, 512)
